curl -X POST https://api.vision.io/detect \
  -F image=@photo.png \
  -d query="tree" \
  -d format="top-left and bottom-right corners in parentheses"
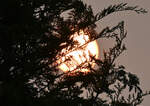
top-left (0, 0), bottom-right (149, 106)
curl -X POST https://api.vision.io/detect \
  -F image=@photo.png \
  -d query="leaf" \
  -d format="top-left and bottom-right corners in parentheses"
top-left (95, 3), bottom-right (147, 22)
top-left (129, 85), bottom-right (133, 92)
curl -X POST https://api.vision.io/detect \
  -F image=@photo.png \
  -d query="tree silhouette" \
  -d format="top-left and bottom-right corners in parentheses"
top-left (0, 0), bottom-right (149, 106)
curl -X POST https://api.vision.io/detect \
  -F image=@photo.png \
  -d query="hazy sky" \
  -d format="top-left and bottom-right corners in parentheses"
top-left (83, 0), bottom-right (150, 105)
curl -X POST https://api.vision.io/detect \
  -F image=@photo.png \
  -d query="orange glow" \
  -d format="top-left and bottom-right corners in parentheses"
top-left (58, 30), bottom-right (99, 73)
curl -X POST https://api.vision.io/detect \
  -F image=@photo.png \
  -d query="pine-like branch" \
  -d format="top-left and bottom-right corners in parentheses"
top-left (95, 3), bottom-right (147, 22)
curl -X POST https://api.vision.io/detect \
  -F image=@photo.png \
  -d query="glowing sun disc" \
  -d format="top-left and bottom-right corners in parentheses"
top-left (58, 30), bottom-right (99, 73)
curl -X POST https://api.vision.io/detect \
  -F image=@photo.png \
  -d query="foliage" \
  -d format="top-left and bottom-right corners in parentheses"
top-left (0, 0), bottom-right (149, 106)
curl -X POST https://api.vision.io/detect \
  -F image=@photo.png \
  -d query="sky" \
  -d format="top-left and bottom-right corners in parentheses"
top-left (83, 0), bottom-right (150, 105)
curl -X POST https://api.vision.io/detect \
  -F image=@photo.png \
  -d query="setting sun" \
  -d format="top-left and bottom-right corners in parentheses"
top-left (58, 30), bottom-right (99, 73)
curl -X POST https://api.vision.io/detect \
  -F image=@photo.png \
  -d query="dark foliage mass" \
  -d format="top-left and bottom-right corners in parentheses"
top-left (0, 0), bottom-right (149, 106)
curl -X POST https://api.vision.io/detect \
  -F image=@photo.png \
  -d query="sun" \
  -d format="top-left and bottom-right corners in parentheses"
top-left (57, 30), bottom-right (99, 73)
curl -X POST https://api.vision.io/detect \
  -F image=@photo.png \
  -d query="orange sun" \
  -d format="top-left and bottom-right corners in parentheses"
top-left (57, 30), bottom-right (99, 73)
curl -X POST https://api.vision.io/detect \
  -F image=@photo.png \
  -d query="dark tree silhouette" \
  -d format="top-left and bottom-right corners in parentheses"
top-left (0, 0), bottom-right (149, 106)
